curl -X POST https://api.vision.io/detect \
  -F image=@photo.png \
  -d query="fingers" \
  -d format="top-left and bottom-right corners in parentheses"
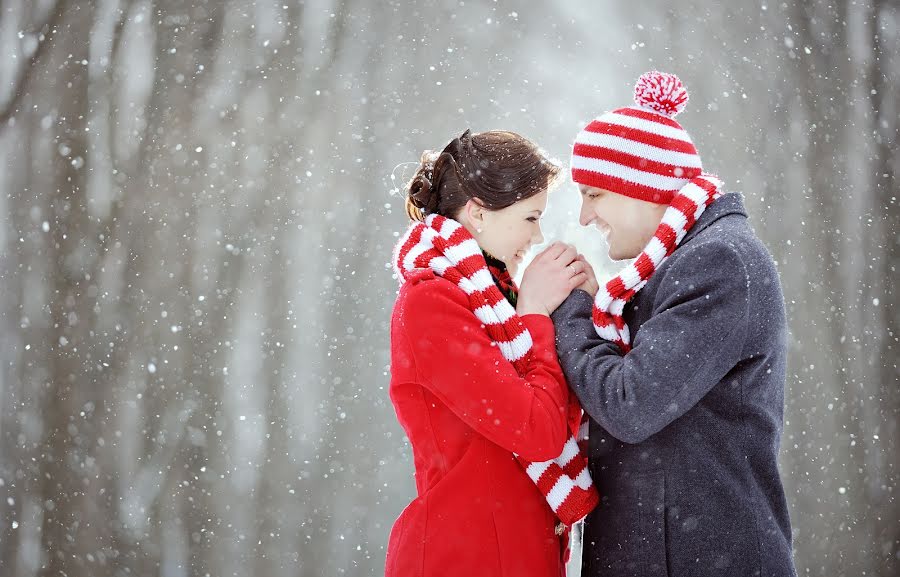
top-left (566, 260), bottom-right (586, 276)
top-left (537, 241), bottom-right (569, 261)
top-left (535, 243), bottom-right (585, 266)
top-left (537, 242), bottom-right (579, 262)
top-left (554, 244), bottom-right (578, 265)
top-left (575, 254), bottom-right (596, 275)
top-left (568, 271), bottom-right (588, 289)
top-left (527, 245), bottom-right (595, 299)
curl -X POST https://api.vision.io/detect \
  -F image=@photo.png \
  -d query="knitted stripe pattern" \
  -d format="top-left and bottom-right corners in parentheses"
top-left (393, 214), bottom-right (600, 525)
top-left (592, 173), bottom-right (723, 350)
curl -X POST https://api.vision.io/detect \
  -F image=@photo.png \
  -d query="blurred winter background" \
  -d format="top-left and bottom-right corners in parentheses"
top-left (0, 0), bottom-right (897, 575)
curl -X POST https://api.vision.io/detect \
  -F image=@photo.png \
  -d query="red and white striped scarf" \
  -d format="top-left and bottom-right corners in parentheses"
top-left (592, 173), bottom-right (724, 349)
top-left (393, 214), bottom-right (600, 525)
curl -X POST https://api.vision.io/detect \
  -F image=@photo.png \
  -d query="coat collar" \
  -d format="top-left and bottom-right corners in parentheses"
top-left (679, 192), bottom-right (747, 246)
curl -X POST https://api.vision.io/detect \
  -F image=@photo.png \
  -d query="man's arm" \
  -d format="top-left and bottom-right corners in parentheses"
top-left (551, 241), bottom-right (750, 443)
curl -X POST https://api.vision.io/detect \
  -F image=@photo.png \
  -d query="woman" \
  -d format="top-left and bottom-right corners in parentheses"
top-left (387, 130), bottom-right (598, 577)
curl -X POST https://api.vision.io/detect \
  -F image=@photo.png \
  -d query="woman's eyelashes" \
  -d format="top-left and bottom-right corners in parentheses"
top-left (526, 216), bottom-right (539, 222)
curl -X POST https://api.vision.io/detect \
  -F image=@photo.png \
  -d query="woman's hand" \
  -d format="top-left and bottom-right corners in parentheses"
top-left (516, 242), bottom-right (587, 316)
top-left (574, 254), bottom-right (600, 297)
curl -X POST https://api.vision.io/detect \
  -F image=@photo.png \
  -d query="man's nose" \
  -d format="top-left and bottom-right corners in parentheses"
top-left (579, 201), bottom-right (594, 227)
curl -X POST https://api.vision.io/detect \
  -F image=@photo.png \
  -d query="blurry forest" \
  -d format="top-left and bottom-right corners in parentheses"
top-left (0, 1), bottom-right (897, 576)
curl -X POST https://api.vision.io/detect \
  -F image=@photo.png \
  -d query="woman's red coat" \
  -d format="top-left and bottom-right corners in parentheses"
top-left (385, 268), bottom-right (572, 577)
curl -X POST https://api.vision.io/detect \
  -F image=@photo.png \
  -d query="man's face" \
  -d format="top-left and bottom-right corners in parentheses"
top-left (578, 184), bottom-right (667, 260)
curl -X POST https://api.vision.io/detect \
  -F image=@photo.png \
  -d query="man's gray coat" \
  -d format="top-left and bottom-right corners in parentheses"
top-left (553, 193), bottom-right (796, 576)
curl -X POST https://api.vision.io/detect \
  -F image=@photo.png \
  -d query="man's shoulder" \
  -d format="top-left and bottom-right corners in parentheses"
top-left (690, 210), bottom-right (779, 272)
top-left (663, 213), bottom-right (783, 309)
top-left (666, 228), bottom-right (749, 279)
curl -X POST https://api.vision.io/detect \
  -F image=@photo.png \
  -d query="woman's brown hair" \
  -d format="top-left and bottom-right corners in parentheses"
top-left (405, 130), bottom-right (561, 222)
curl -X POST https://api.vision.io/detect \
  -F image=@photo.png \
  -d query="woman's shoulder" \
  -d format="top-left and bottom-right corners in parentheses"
top-left (393, 270), bottom-right (471, 324)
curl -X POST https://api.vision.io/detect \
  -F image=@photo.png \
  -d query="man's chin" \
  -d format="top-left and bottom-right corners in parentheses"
top-left (607, 247), bottom-right (637, 262)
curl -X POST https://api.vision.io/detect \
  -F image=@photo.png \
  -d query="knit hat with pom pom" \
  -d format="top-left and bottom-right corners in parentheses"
top-left (571, 71), bottom-right (702, 204)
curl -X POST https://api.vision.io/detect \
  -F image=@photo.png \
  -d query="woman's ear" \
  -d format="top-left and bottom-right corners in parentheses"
top-left (463, 198), bottom-right (486, 233)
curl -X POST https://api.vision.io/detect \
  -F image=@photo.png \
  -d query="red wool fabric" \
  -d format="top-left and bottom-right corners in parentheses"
top-left (385, 215), bottom-right (599, 576)
top-left (571, 71), bottom-right (703, 205)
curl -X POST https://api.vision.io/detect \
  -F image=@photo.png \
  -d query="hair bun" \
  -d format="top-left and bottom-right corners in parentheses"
top-left (405, 152), bottom-right (440, 220)
top-left (409, 172), bottom-right (432, 208)
top-left (403, 129), bottom-right (560, 223)
top-left (633, 71), bottom-right (688, 117)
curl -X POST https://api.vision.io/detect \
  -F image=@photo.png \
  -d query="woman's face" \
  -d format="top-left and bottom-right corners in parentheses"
top-left (464, 190), bottom-right (548, 276)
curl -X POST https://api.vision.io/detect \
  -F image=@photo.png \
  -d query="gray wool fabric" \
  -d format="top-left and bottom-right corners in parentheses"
top-left (552, 193), bottom-right (797, 577)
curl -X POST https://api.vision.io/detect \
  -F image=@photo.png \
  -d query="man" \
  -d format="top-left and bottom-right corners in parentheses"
top-left (531, 72), bottom-right (797, 576)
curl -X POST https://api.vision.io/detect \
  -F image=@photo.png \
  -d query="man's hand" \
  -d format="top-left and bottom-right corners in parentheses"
top-left (517, 242), bottom-right (587, 316)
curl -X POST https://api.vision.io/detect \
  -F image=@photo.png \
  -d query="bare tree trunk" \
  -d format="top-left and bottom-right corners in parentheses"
top-left (37, 3), bottom-right (107, 576)
top-left (865, 2), bottom-right (900, 574)
top-left (0, 0), bottom-right (66, 126)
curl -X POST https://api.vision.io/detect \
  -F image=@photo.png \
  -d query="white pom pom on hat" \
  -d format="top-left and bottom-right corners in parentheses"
top-left (633, 70), bottom-right (689, 117)
top-left (571, 71), bottom-right (702, 204)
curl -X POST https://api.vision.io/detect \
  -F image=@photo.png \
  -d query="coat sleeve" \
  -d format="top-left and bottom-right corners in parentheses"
top-left (399, 278), bottom-right (569, 461)
top-left (551, 241), bottom-right (750, 444)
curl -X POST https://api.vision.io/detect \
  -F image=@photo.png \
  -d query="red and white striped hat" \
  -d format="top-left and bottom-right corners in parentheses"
top-left (571, 71), bottom-right (702, 205)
